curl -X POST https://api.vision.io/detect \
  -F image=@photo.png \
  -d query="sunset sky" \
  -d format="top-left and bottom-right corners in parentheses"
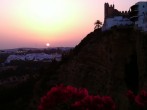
top-left (0, 0), bottom-right (141, 49)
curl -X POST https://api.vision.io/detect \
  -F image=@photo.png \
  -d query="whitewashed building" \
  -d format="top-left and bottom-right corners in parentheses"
top-left (102, 2), bottom-right (147, 32)
top-left (130, 2), bottom-right (147, 31)
top-left (102, 16), bottom-right (133, 31)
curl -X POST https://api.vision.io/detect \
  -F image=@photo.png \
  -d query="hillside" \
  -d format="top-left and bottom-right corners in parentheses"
top-left (57, 28), bottom-right (147, 110)
top-left (1, 28), bottom-right (147, 110)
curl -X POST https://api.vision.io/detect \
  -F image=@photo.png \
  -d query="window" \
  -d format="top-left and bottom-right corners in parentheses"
top-left (143, 12), bottom-right (145, 16)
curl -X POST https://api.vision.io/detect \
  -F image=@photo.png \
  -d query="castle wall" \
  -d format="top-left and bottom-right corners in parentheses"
top-left (102, 16), bottom-right (133, 31)
top-left (103, 3), bottom-right (132, 31)
top-left (103, 2), bottom-right (147, 32)
top-left (104, 3), bottom-right (129, 19)
top-left (104, 3), bottom-right (115, 19)
top-left (134, 2), bottom-right (147, 31)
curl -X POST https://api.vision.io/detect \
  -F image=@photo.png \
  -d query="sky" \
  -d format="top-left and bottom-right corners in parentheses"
top-left (0, 0), bottom-right (141, 49)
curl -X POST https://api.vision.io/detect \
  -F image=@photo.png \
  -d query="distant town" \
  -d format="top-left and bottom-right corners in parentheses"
top-left (0, 47), bottom-right (72, 66)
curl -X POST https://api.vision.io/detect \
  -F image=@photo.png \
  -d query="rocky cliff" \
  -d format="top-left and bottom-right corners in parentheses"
top-left (58, 28), bottom-right (147, 110)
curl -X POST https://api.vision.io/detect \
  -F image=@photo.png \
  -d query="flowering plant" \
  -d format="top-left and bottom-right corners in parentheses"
top-left (127, 90), bottom-right (147, 110)
top-left (72, 95), bottom-right (115, 110)
top-left (38, 84), bottom-right (116, 110)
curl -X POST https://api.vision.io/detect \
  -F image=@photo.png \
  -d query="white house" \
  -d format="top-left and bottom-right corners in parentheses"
top-left (102, 16), bottom-right (133, 31)
top-left (102, 2), bottom-right (147, 32)
top-left (130, 2), bottom-right (147, 31)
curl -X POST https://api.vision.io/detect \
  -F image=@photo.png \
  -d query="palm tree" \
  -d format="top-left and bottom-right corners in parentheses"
top-left (94, 20), bottom-right (102, 30)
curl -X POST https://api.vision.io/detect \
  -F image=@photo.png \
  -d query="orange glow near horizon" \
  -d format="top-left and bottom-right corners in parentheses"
top-left (17, 0), bottom-right (79, 34)
top-left (0, 0), bottom-right (141, 49)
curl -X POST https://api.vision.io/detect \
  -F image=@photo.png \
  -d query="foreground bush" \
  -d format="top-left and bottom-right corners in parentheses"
top-left (72, 95), bottom-right (115, 110)
top-left (38, 84), bottom-right (115, 110)
top-left (127, 90), bottom-right (147, 110)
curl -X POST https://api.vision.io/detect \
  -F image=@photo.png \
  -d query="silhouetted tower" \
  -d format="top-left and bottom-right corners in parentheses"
top-left (104, 3), bottom-right (109, 19)
top-left (104, 3), bottom-right (115, 19)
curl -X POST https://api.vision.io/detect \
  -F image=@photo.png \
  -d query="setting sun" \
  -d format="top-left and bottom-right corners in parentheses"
top-left (46, 43), bottom-right (50, 47)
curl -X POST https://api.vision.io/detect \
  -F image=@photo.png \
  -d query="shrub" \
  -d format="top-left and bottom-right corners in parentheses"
top-left (127, 90), bottom-right (147, 109)
top-left (38, 84), bottom-right (115, 110)
top-left (38, 84), bottom-right (88, 110)
top-left (72, 95), bottom-right (115, 110)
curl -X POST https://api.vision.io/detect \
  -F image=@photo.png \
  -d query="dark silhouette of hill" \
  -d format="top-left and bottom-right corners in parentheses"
top-left (57, 28), bottom-right (147, 110)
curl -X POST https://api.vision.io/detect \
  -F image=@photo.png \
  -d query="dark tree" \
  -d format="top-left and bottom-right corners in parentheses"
top-left (94, 20), bottom-right (102, 30)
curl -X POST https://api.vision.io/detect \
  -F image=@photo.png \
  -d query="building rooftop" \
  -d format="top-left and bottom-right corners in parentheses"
top-left (135, 1), bottom-right (147, 4)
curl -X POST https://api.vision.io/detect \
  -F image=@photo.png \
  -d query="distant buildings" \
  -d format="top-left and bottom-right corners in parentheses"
top-left (102, 2), bottom-right (147, 32)
top-left (103, 16), bottom-right (132, 31)
top-left (5, 53), bottom-right (62, 63)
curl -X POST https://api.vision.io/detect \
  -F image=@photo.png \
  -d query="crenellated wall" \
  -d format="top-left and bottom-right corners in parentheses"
top-left (104, 3), bottom-right (130, 19)
top-left (103, 3), bottom-right (132, 31)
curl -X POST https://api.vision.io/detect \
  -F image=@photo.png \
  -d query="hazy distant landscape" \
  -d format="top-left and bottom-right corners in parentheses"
top-left (0, 47), bottom-right (72, 110)
top-left (0, 47), bottom-right (72, 64)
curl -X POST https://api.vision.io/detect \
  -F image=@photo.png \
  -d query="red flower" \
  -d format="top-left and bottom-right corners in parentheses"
top-left (135, 95), bottom-right (145, 107)
top-left (72, 95), bottom-right (115, 110)
top-left (126, 90), bottom-right (135, 101)
top-left (38, 84), bottom-right (89, 110)
top-left (135, 90), bottom-right (147, 108)
top-left (38, 85), bottom-right (115, 110)
top-left (74, 88), bottom-right (89, 100)
top-left (102, 96), bottom-right (116, 110)
top-left (72, 96), bottom-right (95, 110)
top-left (38, 105), bottom-right (43, 110)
